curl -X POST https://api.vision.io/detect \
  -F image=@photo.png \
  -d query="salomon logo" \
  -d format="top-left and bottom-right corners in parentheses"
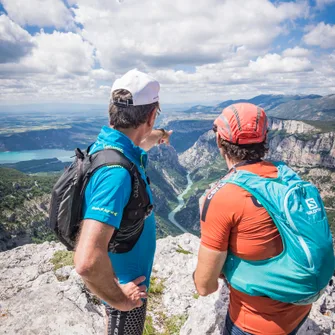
top-left (306, 198), bottom-right (318, 210)
top-left (306, 198), bottom-right (321, 215)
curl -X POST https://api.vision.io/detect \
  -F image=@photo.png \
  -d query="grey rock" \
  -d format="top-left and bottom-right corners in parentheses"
top-left (0, 242), bottom-right (104, 335)
top-left (55, 265), bottom-right (73, 281)
top-left (1, 235), bottom-right (334, 334)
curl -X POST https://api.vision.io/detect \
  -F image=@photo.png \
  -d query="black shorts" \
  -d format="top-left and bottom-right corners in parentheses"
top-left (105, 300), bottom-right (147, 335)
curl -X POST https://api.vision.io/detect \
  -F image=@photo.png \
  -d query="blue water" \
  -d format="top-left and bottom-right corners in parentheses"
top-left (0, 149), bottom-right (75, 164)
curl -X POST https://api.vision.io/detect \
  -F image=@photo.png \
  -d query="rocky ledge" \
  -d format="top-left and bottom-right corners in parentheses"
top-left (0, 234), bottom-right (334, 334)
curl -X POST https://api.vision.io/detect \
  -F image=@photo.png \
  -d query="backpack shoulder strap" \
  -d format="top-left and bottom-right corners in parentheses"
top-left (272, 161), bottom-right (301, 183)
top-left (88, 149), bottom-right (136, 177)
top-left (79, 149), bottom-right (139, 198)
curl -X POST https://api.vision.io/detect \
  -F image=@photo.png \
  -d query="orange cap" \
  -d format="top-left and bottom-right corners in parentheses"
top-left (214, 103), bottom-right (268, 145)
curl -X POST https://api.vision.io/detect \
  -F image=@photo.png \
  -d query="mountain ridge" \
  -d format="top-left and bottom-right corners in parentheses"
top-left (182, 94), bottom-right (334, 121)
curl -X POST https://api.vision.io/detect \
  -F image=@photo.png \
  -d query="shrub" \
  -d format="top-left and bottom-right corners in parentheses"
top-left (50, 250), bottom-right (74, 271)
top-left (176, 244), bottom-right (192, 255)
top-left (149, 277), bottom-right (165, 295)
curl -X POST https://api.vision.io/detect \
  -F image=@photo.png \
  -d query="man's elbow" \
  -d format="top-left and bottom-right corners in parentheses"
top-left (75, 262), bottom-right (92, 277)
top-left (195, 281), bottom-right (218, 296)
top-left (74, 252), bottom-right (95, 277)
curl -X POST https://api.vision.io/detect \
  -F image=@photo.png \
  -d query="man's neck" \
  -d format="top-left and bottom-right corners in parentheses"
top-left (225, 156), bottom-right (244, 170)
top-left (111, 126), bottom-right (145, 146)
top-left (225, 156), bottom-right (263, 171)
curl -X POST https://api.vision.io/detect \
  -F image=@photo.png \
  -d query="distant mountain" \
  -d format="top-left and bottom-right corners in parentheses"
top-left (182, 94), bottom-right (325, 118)
top-left (213, 99), bottom-right (248, 110)
top-left (1, 158), bottom-right (68, 173)
top-left (164, 119), bottom-right (214, 153)
top-left (182, 105), bottom-right (215, 114)
top-left (213, 94), bottom-right (322, 112)
top-left (267, 94), bottom-right (335, 121)
top-left (249, 94), bottom-right (322, 111)
top-left (0, 123), bottom-right (101, 152)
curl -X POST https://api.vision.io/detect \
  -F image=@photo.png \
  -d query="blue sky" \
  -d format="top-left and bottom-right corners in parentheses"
top-left (0, 0), bottom-right (334, 105)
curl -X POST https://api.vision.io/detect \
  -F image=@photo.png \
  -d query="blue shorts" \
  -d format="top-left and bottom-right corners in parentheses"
top-left (222, 311), bottom-right (309, 335)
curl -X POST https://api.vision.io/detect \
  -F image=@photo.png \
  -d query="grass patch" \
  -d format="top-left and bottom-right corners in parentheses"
top-left (143, 315), bottom-right (157, 335)
top-left (146, 312), bottom-right (188, 335)
top-left (163, 314), bottom-right (188, 335)
top-left (50, 250), bottom-right (74, 271)
top-left (148, 277), bottom-right (165, 295)
top-left (176, 244), bottom-right (192, 255)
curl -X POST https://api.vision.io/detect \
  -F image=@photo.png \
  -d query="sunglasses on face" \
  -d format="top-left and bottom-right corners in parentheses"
top-left (212, 124), bottom-right (218, 133)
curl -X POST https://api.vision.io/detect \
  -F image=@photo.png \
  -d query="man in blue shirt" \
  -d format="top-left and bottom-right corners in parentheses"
top-left (74, 69), bottom-right (171, 335)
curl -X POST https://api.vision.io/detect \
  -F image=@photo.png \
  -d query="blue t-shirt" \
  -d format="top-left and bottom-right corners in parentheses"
top-left (82, 126), bottom-right (156, 289)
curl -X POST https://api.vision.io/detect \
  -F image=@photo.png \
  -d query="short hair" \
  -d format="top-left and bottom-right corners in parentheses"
top-left (220, 139), bottom-right (268, 161)
top-left (108, 89), bottom-right (159, 129)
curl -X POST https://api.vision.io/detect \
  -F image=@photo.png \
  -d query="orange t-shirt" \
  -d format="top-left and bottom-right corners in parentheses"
top-left (200, 161), bottom-right (311, 335)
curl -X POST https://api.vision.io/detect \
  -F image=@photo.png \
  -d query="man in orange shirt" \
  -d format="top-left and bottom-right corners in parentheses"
top-left (193, 103), bottom-right (311, 335)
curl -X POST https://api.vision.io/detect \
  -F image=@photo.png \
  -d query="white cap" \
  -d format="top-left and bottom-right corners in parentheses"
top-left (111, 69), bottom-right (160, 106)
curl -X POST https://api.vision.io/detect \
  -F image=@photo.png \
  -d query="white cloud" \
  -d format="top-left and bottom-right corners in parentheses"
top-left (304, 22), bottom-right (335, 48)
top-left (0, 27), bottom-right (101, 103)
top-left (0, 75), bottom-right (105, 103)
top-left (24, 31), bottom-right (95, 75)
top-left (1, 1), bottom-right (335, 104)
top-left (0, 0), bottom-right (73, 28)
top-left (90, 69), bottom-right (116, 81)
top-left (315, 0), bottom-right (335, 8)
top-left (282, 47), bottom-right (310, 57)
top-left (72, 0), bottom-right (307, 71)
top-left (0, 30), bottom-right (95, 76)
top-left (0, 29), bottom-right (97, 102)
top-left (0, 30), bottom-right (95, 77)
top-left (0, 15), bottom-right (35, 63)
top-left (249, 54), bottom-right (313, 73)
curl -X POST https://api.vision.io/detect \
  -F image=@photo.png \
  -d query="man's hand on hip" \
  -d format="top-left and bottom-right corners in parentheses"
top-left (119, 275), bottom-right (148, 310)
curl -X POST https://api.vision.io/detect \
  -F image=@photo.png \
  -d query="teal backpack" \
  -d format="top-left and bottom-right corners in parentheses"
top-left (222, 161), bottom-right (335, 304)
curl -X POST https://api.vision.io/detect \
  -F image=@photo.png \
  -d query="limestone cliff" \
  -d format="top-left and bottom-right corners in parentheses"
top-left (0, 234), bottom-right (333, 334)
top-left (180, 118), bottom-right (335, 171)
top-left (177, 118), bottom-right (335, 233)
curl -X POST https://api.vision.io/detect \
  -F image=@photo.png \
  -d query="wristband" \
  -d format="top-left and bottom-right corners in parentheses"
top-left (157, 128), bottom-right (166, 144)
top-left (157, 128), bottom-right (166, 137)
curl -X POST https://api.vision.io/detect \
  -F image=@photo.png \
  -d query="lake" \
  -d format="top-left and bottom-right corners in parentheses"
top-left (0, 149), bottom-right (75, 164)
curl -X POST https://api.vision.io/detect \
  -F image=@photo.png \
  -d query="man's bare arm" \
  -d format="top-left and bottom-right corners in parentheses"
top-left (74, 219), bottom-right (147, 311)
top-left (193, 244), bottom-right (227, 296)
top-left (140, 129), bottom-right (173, 151)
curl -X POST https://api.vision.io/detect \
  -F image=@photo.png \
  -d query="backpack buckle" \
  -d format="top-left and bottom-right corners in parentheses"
top-left (145, 204), bottom-right (153, 218)
top-left (75, 148), bottom-right (85, 160)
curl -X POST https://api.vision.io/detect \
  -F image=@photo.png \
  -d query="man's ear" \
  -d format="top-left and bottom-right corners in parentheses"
top-left (147, 108), bottom-right (156, 127)
top-left (216, 134), bottom-right (223, 148)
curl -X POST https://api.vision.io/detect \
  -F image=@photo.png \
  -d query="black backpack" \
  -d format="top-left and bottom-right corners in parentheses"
top-left (48, 147), bottom-right (153, 253)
